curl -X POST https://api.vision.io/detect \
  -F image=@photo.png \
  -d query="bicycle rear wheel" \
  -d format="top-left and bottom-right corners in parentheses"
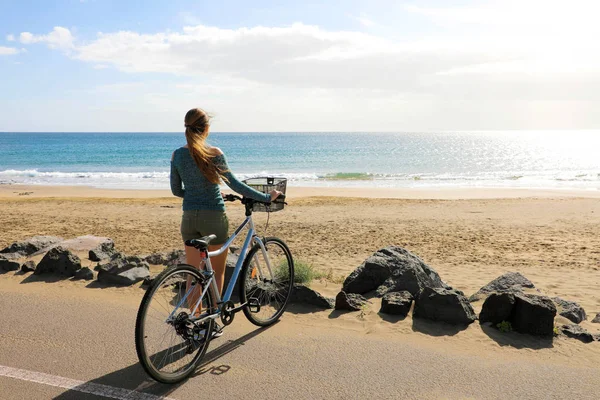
top-left (240, 237), bottom-right (294, 326)
top-left (135, 265), bottom-right (216, 383)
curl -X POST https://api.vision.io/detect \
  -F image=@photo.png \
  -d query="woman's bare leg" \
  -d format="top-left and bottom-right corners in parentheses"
top-left (185, 245), bottom-right (204, 316)
top-left (208, 244), bottom-right (228, 295)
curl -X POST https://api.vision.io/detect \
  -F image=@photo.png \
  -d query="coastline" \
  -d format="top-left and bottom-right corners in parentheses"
top-left (2, 183), bottom-right (600, 199)
top-left (2, 181), bottom-right (599, 372)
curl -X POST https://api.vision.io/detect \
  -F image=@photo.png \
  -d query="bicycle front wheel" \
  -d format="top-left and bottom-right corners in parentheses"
top-left (240, 237), bottom-right (294, 326)
top-left (135, 265), bottom-right (216, 384)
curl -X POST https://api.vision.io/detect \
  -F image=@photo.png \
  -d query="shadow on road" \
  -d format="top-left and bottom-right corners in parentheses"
top-left (52, 325), bottom-right (273, 400)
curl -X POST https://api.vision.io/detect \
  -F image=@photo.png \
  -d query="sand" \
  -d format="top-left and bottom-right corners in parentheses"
top-left (1, 183), bottom-right (600, 355)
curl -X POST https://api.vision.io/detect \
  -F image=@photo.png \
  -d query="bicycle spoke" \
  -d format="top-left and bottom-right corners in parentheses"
top-left (242, 239), bottom-right (293, 325)
top-left (136, 267), bottom-right (214, 382)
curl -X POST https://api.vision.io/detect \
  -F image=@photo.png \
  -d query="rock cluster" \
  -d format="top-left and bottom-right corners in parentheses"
top-left (480, 292), bottom-right (557, 336)
top-left (97, 253), bottom-right (150, 286)
top-left (342, 246), bottom-right (448, 297)
top-left (4, 236), bottom-right (598, 346)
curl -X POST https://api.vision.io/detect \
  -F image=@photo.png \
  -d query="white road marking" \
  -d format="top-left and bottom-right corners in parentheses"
top-left (0, 365), bottom-right (177, 400)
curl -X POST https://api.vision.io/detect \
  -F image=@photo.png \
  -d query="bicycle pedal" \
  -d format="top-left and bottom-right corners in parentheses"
top-left (247, 297), bottom-right (261, 313)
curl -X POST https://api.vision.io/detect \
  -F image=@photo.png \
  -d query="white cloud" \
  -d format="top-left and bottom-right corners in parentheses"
top-left (12, 4), bottom-right (600, 130)
top-left (350, 14), bottom-right (375, 27)
top-left (6, 34), bottom-right (15, 42)
top-left (45, 23), bottom-right (499, 94)
top-left (19, 26), bottom-right (74, 51)
top-left (0, 46), bottom-right (20, 55)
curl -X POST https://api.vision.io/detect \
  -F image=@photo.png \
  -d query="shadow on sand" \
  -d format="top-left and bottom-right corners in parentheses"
top-left (480, 323), bottom-right (554, 349)
top-left (286, 303), bottom-right (331, 315)
top-left (20, 273), bottom-right (68, 284)
top-left (411, 317), bottom-right (470, 337)
top-left (52, 325), bottom-right (273, 400)
top-left (377, 312), bottom-right (408, 323)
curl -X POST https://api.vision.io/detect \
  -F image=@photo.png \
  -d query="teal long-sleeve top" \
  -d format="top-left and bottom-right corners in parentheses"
top-left (170, 147), bottom-right (271, 211)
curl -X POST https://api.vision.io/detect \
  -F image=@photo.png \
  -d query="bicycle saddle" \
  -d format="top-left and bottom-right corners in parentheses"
top-left (185, 234), bottom-right (217, 250)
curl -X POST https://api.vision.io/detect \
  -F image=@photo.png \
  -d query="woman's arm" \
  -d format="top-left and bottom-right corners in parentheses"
top-left (212, 150), bottom-right (271, 203)
top-left (170, 151), bottom-right (185, 198)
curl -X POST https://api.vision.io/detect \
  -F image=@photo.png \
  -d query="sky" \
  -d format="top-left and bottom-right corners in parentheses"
top-left (1, 0), bottom-right (600, 132)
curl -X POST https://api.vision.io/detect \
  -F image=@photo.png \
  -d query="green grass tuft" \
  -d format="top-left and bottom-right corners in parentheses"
top-left (275, 260), bottom-right (346, 285)
top-left (496, 320), bottom-right (513, 333)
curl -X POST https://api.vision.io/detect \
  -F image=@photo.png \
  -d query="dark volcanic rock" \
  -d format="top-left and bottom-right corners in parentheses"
top-left (335, 291), bottom-right (368, 311)
top-left (34, 247), bottom-right (82, 276)
top-left (226, 253), bottom-right (239, 269)
top-left (342, 246), bottom-right (447, 296)
top-left (0, 252), bottom-right (21, 261)
top-left (1, 236), bottom-right (63, 256)
top-left (73, 267), bottom-right (94, 281)
top-left (30, 235), bottom-right (114, 257)
top-left (414, 287), bottom-right (477, 325)
top-left (0, 255), bottom-right (21, 272)
top-left (166, 250), bottom-right (186, 267)
top-left (560, 324), bottom-right (595, 343)
top-left (479, 292), bottom-right (516, 325)
top-left (380, 291), bottom-right (413, 317)
top-left (289, 284), bottom-right (334, 309)
top-left (88, 238), bottom-right (116, 262)
top-left (97, 253), bottom-right (150, 285)
top-left (512, 294), bottom-right (556, 336)
top-left (20, 260), bottom-right (36, 273)
top-left (145, 252), bottom-right (168, 265)
top-left (592, 313), bottom-right (600, 324)
top-left (552, 297), bottom-right (586, 324)
top-left (469, 272), bottom-right (535, 302)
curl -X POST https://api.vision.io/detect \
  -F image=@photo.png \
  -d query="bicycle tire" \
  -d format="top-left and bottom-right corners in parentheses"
top-left (135, 264), bottom-right (216, 383)
top-left (240, 237), bottom-right (294, 326)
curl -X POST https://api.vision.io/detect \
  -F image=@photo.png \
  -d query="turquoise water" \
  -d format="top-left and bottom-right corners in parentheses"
top-left (1, 131), bottom-right (599, 190)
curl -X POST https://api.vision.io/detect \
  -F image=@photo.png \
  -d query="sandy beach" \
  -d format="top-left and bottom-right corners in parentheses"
top-left (1, 183), bottom-right (600, 397)
top-left (1, 184), bottom-right (599, 314)
top-left (1, 186), bottom-right (599, 315)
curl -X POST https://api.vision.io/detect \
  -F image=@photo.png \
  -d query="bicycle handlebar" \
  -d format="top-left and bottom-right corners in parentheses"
top-left (223, 193), bottom-right (286, 205)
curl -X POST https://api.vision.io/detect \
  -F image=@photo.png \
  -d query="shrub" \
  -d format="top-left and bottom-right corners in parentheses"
top-left (496, 320), bottom-right (512, 333)
top-left (275, 260), bottom-right (346, 285)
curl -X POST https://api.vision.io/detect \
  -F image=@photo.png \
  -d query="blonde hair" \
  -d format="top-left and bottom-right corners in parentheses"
top-left (184, 108), bottom-right (228, 184)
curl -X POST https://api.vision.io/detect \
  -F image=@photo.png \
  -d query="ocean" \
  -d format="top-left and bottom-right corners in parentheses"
top-left (1, 131), bottom-right (599, 190)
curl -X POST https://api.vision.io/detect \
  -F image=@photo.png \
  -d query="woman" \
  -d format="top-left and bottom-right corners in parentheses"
top-left (170, 108), bottom-right (282, 299)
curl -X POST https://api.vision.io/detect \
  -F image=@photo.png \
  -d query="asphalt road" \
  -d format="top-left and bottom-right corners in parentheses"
top-left (0, 283), bottom-right (597, 400)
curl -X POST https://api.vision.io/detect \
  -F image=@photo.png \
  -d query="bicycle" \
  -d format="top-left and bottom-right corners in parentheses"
top-left (135, 193), bottom-right (294, 383)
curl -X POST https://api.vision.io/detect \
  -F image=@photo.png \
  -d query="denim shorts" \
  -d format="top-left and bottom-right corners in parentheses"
top-left (180, 210), bottom-right (229, 245)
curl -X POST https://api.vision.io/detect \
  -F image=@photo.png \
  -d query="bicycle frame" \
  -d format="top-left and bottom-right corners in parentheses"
top-left (167, 213), bottom-right (275, 324)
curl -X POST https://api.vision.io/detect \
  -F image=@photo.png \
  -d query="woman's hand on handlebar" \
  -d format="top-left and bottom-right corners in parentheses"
top-left (270, 190), bottom-right (283, 202)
